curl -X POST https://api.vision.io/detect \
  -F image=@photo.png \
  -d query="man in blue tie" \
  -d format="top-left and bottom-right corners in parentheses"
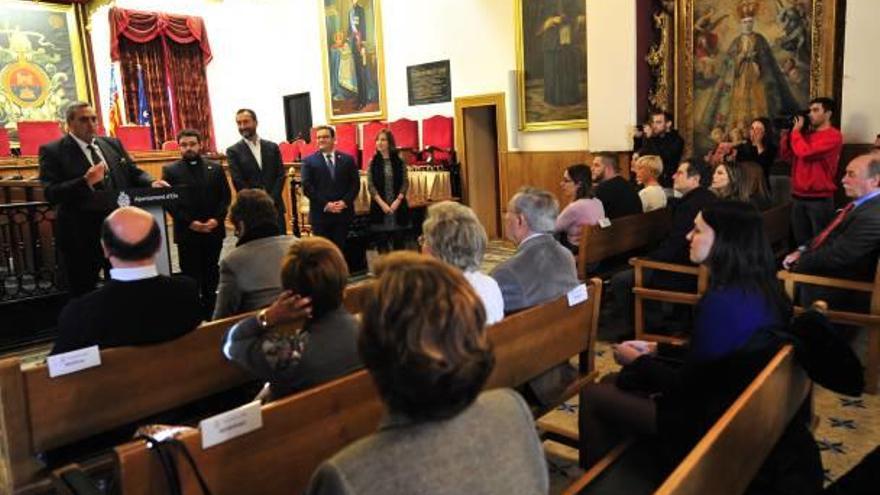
top-left (301, 125), bottom-right (361, 250)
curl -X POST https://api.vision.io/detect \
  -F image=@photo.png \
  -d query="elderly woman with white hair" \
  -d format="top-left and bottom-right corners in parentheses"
top-left (634, 154), bottom-right (667, 212)
top-left (420, 201), bottom-right (504, 324)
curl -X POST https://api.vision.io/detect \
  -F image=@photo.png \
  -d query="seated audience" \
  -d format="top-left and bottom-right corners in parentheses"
top-left (306, 252), bottom-right (548, 495)
top-left (591, 151), bottom-right (642, 219)
top-left (51, 207), bottom-right (201, 354)
top-left (784, 154), bottom-right (880, 309)
top-left (222, 237), bottom-right (362, 401)
top-left (213, 189), bottom-right (299, 320)
top-left (555, 163), bottom-right (605, 251)
top-left (740, 161), bottom-right (774, 210)
top-left (634, 155), bottom-right (668, 212)
top-left (421, 201), bottom-right (504, 325)
top-left (736, 117), bottom-right (777, 190)
top-left (491, 187), bottom-right (579, 406)
top-left (611, 159), bottom-right (716, 331)
top-left (583, 201), bottom-right (790, 469)
top-left (710, 162), bottom-right (749, 202)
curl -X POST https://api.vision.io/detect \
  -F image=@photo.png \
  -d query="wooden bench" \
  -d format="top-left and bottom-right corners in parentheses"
top-left (564, 345), bottom-right (811, 495)
top-left (778, 261), bottom-right (880, 393)
top-left (0, 282), bottom-right (373, 493)
top-left (576, 208), bottom-right (671, 280)
top-left (113, 279), bottom-right (604, 495)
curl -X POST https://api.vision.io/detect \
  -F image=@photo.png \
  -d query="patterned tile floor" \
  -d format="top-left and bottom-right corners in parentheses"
top-left (480, 240), bottom-right (880, 493)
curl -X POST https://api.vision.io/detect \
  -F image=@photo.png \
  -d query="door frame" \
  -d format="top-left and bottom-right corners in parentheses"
top-left (453, 93), bottom-right (508, 210)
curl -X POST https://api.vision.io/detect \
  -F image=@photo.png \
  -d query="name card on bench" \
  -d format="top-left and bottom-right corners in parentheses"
top-left (47, 346), bottom-right (101, 377)
top-left (200, 400), bottom-right (263, 449)
top-left (598, 217), bottom-right (611, 228)
top-left (567, 283), bottom-right (588, 306)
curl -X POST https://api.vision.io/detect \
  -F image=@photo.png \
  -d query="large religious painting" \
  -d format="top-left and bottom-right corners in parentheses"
top-left (320, 0), bottom-right (387, 124)
top-left (677, 0), bottom-right (839, 156)
top-left (516, 0), bottom-right (588, 131)
top-left (0, 1), bottom-right (92, 145)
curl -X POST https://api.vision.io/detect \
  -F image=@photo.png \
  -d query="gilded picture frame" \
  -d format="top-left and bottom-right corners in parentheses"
top-left (0, 0), bottom-right (94, 144)
top-left (675, 0), bottom-right (840, 156)
top-left (515, 0), bottom-right (588, 131)
top-left (319, 0), bottom-right (387, 124)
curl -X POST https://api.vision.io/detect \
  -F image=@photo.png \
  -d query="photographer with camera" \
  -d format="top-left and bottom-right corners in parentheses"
top-left (634, 111), bottom-right (684, 188)
top-left (779, 97), bottom-right (843, 245)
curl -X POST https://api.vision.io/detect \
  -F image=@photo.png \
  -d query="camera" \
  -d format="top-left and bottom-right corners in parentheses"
top-left (772, 110), bottom-right (809, 131)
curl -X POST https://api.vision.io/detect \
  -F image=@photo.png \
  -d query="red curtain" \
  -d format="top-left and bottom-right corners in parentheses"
top-left (111, 7), bottom-right (216, 151)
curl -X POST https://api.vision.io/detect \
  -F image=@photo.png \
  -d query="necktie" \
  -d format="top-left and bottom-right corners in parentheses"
top-left (809, 202), bottom-right (854, 250)
top-left (87, 143), bottom-right (113, 189)
top-left (325, 154), bottom-right (335, 180)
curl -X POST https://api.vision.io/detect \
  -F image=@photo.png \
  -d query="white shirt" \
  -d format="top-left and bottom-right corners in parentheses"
top-left (109, 264), bottom-right (159, 282)
top-left (70, 133), bottom-right (108, 166)
top-left (518, 232), bottom-right (545, 248)
top-left (639, 184), bottom-right (667, 212)
top-left (463, 270), bottom-right (504, 325)
top-left (244, 136), bottom-right (262, 169)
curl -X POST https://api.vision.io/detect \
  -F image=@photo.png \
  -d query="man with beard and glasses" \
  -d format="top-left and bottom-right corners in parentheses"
top-left (226, 109), bottom-right (288, 232)
top-left (162, 129), bottom-right (231, 319)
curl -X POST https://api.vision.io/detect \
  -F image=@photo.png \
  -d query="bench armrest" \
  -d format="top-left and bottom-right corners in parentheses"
top-left (776, 270), bottom-right (875, 293)
top-left (630, 258), bottom-right (701, 276)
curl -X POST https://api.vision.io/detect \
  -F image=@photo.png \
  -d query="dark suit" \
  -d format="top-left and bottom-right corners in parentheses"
top-left (301, 150), bottom-right (361, 249)
top-left (226, 138), bottom-right (287, 231)
top-left (38, 135), bottom-right (154, 295)
top-left (162, 158), bottom-right (231, 317)
top-left (50, 275), bottom-right (202, 355)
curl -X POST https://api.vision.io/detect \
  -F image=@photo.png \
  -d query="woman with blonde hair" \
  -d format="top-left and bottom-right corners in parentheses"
top-left (634, 155), bottom-right (667, 212)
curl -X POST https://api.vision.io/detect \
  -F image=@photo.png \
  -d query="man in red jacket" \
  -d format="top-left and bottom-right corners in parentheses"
top-left (780, 97), bottom-right (843, 245)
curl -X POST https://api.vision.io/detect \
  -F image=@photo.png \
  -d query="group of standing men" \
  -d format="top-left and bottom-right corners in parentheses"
top-left (39, 102), bottom-right (360, 320)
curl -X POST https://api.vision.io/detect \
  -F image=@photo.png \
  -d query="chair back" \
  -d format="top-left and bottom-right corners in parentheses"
top-left (17, 121), bottom-right (63, 156)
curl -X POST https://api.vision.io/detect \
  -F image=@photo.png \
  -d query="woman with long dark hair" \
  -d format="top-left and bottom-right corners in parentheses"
top-left (710, 162), bottom-right (750, 202)
top-left (555, 163), bottom-right (605, 253)
top-left (581, 201), bottom-right (790, 471)
top-left (367, 129), bottom-right (409, 251)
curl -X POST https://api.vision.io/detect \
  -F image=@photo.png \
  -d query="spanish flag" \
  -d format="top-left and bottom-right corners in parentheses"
top-left (107, 63), bottom-right (124, 137)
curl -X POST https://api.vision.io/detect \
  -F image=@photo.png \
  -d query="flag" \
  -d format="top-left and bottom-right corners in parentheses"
top-left (107, 63), bottom-right (124, 137)
top-left (136, 64), bottom-right (151, 127)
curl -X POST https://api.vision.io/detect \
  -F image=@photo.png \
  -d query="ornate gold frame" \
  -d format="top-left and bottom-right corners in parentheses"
top-left (514, 0), bottom-right (588, 131)
top-left (674, 0), bottom-right (839, 154)
top-left (318, 0), bottom-right (387, 124)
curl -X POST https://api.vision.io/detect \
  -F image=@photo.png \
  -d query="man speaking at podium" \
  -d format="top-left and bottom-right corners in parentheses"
top-left (39, 101), bottom-right (169, 296)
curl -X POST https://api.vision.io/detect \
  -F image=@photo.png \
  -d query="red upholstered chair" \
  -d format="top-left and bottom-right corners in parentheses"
top-left (96, 123), bottom-right (107, 137)
top-left (116, 126), bottom-right (153, 151)
top-left (0, 127), bottom-right (10, 157)
top-left (389, 118), bottom-right (419, 164)
top-left (299, 140), bottom-right (318, 159)
top-left (279, 141), bottom-right (297, 163)
top-left (17, 121), bottom-right (63, 156)
top-left (421, 115), bottom-right (455, 165)
top-left (361, 121), bottom-right (388, 170)
top-left (161, 140), bottom-right (180, 151)
top-left (335, 123), bottom-right (359, 168)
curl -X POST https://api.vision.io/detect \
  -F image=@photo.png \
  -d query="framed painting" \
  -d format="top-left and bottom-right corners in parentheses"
top-left (676, 0), bottom-right (840, 156)
top-left (319, 0), bottom-right (387, 124)
top-left (0, 0), bottom-right (94, 144)
top-left (515, 0), bottom-right (588, 131)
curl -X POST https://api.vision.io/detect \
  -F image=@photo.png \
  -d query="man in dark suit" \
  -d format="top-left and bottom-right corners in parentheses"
top-left (633, 111), bottom-right (685, 188)
top-left (590, 151), bottom-right (642, 219)
top-left (51, 207), bottom-right (202, 355)
top-left (38, 101), bottom-right (168, 295)
top-left (225, 109), bottom-right (287, 232)
top-left (784, 154), bottom-right (880, 310)
top-left (301, 125), bottom-right (361, 250)
top-left (162, 129), bottom-right (231, 318)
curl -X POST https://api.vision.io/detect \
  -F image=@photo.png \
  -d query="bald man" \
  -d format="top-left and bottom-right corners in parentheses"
top-left (50, 207), bottom-right (202, 355)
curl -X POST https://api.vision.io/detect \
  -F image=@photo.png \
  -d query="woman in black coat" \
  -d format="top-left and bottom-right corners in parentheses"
top-left (367, 129), bottom-right (409, 251)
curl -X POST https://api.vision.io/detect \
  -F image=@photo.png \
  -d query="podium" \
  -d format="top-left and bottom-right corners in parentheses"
top-left (93, 187), bottom-right (186, 276)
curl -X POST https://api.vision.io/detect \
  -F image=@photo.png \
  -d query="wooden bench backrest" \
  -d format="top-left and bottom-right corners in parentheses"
top-left (578, 208), bottom-right (671, 276)
top-left (0, 282), bottom-right (374, 491)
top-left (655, 345), bottom-right (810, 495)
top-left (115, 279), bottom-right (602, 495)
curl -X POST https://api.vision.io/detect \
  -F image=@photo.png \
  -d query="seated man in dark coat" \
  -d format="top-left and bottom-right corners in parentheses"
top-left (590, 151), bottom-right (643, 219)
top-left (51, 207), bottom-right (202, 355)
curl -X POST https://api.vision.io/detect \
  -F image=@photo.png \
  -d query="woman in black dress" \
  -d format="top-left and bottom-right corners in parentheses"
top-left (368, 129), bottom-right (409, 251)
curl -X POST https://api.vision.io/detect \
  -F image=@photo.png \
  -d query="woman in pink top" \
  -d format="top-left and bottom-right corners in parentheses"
top-left (555, 164), bottom-right (606, 253)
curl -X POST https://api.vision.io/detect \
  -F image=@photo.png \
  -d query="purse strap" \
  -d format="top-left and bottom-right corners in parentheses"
top-left (136, 434), bottom-right (213, 495)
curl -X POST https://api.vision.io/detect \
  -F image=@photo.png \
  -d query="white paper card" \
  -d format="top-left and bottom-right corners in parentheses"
top-left (200, 401), bottom-right (263, 449)
top-left (598, 217), bottom-right (612, 229)
top-left (47, 346), bottom-right (101, 378)
top-left (567, 283), bottom-right (589, 306)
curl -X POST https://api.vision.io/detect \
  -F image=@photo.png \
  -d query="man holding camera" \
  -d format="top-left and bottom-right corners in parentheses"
top-left (780, 97), bottom-right (843, 245)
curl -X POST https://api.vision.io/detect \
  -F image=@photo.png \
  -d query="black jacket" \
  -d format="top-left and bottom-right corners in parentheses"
top-left (161, 158), bottom-right (231, 244)
top-left (594, 176), bottom-right (642, 220)
top-left (796, 194), bottom-right (880, 281)
top-left (51, 275), bottom-right (202, 355)
top-left (367, 153), bottom-right (409, 226)
top-left (634, 130), bottom-right (685, 187)
top-left (300, 150), bottom-right (361, 224)
top-left (648, 187), bottom-right (717, 264)
top-left (226, 139), bottom-right (286, 213)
